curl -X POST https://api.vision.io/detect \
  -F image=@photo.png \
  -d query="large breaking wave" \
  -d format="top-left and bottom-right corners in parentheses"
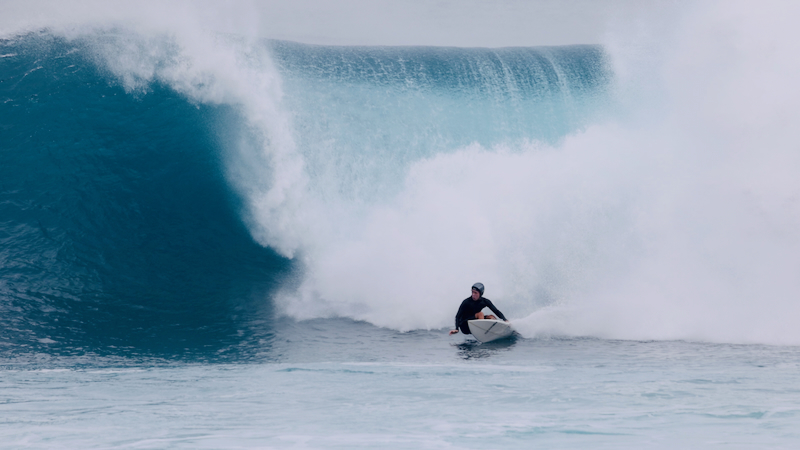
top-left (2, 0), bottom-right (800, 355)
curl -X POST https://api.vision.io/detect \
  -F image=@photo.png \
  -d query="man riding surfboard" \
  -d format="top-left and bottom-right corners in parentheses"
top-left (449, 282), bottom-right (508, 335)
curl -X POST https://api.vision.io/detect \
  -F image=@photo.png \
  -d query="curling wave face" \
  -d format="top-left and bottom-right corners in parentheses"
top-left (0, 34), bottom-right (290, 358)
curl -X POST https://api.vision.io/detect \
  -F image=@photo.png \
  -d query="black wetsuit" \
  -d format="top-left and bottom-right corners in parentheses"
top-left (454, 297), bottom-right (507, 334)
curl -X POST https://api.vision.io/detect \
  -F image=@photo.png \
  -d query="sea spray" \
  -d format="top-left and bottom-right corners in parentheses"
top-left (273, 1), bottom-right (800, 344)
top-left (514, 0), bottom-right (800, 344)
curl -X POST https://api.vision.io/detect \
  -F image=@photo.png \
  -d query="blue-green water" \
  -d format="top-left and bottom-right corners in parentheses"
top-left (3, 5), bottom-right (800, 447)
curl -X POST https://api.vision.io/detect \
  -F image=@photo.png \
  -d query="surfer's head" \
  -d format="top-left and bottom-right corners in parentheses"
top-left (471, 282), bottom-right (484, 300)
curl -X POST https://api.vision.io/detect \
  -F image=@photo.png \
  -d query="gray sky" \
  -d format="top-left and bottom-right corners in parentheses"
top-left (2, 0), bottom-right (654, 47)
top-left (253, 0), bottom-right (650, 46)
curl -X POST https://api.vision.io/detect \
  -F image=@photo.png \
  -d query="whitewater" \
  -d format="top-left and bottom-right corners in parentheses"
top-left (2, 0), bottom-right (800, 448)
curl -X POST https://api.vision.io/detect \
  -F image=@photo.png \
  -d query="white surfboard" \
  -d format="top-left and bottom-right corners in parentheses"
top-left (467, 319), bottom-right (514, 343)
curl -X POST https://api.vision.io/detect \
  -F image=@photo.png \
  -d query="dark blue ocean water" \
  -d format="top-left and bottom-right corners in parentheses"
top-left (0, 34), bottom-right (294, 360)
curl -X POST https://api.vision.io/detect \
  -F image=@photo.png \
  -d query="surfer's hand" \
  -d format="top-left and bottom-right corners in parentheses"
top-left (449, 329), bottom-right (459, 335)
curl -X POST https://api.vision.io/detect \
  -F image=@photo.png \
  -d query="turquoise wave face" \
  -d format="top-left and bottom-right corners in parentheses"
top-left (270, 40), bottom-right (610, 202)
top-left (0, 33), bottom-right (611, 358)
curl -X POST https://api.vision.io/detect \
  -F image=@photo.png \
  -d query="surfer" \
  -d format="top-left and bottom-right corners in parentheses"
top-left (449, 282), bottom-right (508, 335)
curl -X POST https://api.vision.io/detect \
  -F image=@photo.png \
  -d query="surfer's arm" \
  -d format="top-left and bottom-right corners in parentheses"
top-left (485, 299), bottom-right (508, 321)
top-left (451, 299), bottom-right (471, 334)
top-left (454, 300), bottom-right (468, 330)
